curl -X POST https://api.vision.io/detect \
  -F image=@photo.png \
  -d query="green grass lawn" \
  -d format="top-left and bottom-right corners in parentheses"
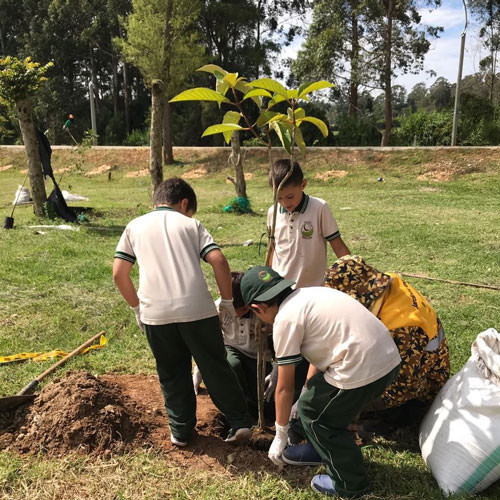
top-left (0, 147), bottom-right (499, 499)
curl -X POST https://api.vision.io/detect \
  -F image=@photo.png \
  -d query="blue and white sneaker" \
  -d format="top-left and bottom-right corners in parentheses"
top-left (310, 474), bottom-right (337, 496)
top-left (282, 441), bottom-right (322, 466)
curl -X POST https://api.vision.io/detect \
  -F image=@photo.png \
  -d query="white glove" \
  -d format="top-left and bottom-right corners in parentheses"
top-left (192, 365), bottom-right (203, 395)
top-left (264, 363), bottom-right (278, 403)
top-left (131, 304), bottom-right (145, 332)
top-left (218, 298), bottom-right (236, 329)
top-left (269, 422), bottom-right (289, 466)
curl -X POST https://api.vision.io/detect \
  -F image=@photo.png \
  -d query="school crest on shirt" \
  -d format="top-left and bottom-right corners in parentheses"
top-left (301, 221), bottom-right (313, 239)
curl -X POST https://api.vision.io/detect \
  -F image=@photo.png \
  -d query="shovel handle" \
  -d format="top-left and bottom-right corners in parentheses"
top-left (17, 331), bottom-right (105, 395)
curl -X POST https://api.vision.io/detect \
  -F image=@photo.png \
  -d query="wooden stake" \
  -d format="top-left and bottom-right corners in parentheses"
top-left (400, 272), bottom-right (500, 291)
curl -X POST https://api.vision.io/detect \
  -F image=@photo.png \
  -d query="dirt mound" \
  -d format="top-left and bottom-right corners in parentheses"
top-left (0, 371), bottom-right (156, 456)
top-left (86, 164), bottom-right (115, 176)
top-left (315, 170), bottom-right (349, 180)
top-left (0, 372), bottom-right (277, 472)
top-left (182, 167), bottom-right (207, 179)
top-left (417, 159), bottom-right (484, 181)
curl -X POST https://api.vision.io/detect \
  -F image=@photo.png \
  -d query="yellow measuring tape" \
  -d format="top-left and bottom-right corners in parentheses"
top-left (0, 335), bottom-right (107, 364)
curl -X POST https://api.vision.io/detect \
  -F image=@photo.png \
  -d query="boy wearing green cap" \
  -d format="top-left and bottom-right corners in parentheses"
top-left (241, 265), bottom-right (401, 498)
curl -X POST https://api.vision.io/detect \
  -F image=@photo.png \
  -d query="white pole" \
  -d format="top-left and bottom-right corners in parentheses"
top-left (89, 81), bottom-right (97, 143)
top-left (451, 0), bottom-right (468, 146)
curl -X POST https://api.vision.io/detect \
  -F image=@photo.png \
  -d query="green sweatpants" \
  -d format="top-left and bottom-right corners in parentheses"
top-left (298, 365), bottom-right (400, 497)
top-left (225, 345), bottom-right (273, 417)
top-left (145, 316), bottom-right (252, 441)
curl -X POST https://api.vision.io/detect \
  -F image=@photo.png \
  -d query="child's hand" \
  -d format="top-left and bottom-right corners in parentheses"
top-left (192, 365), bottom-right (203, 395)
top-left (218, 299), bottom-right (236, 328)
top-left (131, 304), bottom-right (145, 332)
top-left (264, 363), bottom-right (278, 402)
top-left (268, 422), bottom-right (289, 466)
top-left (290, 400), bottom-right (299, 420)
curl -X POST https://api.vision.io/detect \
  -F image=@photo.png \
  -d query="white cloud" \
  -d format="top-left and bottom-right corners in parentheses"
top-left (394, 18), bottom-right (483, 90)
top-left (418, 6), bottom-right (468, 30)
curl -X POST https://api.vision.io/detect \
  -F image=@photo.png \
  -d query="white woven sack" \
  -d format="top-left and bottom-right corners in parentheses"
top-left (419, 328), bottom-right (500, 495)
top-left (12, 185), bottom-right (31, 205)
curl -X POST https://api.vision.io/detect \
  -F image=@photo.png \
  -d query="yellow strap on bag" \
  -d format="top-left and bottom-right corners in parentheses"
top-left (0, 335), bottom-right (107, 365)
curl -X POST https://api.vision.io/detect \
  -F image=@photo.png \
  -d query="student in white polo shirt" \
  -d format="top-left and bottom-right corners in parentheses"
top-left (113, 177), bottom-right (253, 447)
top-left (192, 271), bottom-right (273, 416)
top-left (267, 159), bottom-right (350, 289)
top-left (266, 159), bottom-right (352, 406)
top-left (241, 265), bottom-right (401, 498)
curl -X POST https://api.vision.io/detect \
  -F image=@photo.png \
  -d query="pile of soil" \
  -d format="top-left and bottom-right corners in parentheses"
top-left (0, 371), bottom-right (277, 473)
top-left (0, 371), bottom-right (419, 472)
top-left (0, 371), bottom-right (156, 456)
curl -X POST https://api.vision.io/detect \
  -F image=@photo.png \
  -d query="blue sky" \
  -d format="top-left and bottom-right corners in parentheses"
top-left (280, 0), bottom-right (484, 93)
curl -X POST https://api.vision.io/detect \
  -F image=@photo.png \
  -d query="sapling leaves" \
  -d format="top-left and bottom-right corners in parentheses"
top-left (297, 80), bottom-right (334, 99)
top-left (169, 87), bottom-right (229, 104)
top-left (201, 123), bottom-right (243, 140)
top-left (250, 78), bottom-right (288, 98)
top-left (297, 116), bottom-right (329, 137)
top-left (222, 111), bottom-right (241, 143)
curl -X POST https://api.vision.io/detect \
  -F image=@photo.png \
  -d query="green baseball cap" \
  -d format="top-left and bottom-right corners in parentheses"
top-left (241, 266), bottom-right (295, 305)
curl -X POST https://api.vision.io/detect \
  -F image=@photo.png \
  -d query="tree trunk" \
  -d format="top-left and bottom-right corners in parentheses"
top-left (161, 0), bottom-right (174, 165)
top-left (0, 23), bottom-right (5, 55)
top-left (381, 0), bottom-right (393, 147)
top-left (229, 131), bottom-right (247, 198)
top-left (123, 61), bottom-right (130, 135)
top-left (162, 96), bottom-right (174, 164)
top-left (149, 80), bottom-right (164, 192)
top-left (16, 98), bottom-right (46, 216)
top-left (112, 54), bottom-right (119, 117)
top-left (349, 4), bottom-right (359, 116)
top-left (90, 52), bottom-right (99, 114)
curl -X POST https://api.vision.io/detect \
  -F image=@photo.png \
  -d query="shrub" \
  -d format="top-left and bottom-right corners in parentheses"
top-left (392, 110), bottom-right (453, 146)
top-left (124, 128), bottom-right (149, 146)
top-left (333, 113), bottom-right (381, 146)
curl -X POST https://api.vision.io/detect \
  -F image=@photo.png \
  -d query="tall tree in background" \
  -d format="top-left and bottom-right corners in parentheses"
top-left (0, 0), bottom-right (25, 56)
top-left (469, 0), bottom-right (500, 105)
top-left (118, 0), bottom-right (203, 189)
top-left (368, 0), bottom-right (442, 145)
top-left (293, 0), bottom-right (441, 145)
top-left (292, 0), bottom-right (363, 116)
top-left (13, 0), bottom-right (132, 144)
top-left (200, 0), bottom-right (307, 79)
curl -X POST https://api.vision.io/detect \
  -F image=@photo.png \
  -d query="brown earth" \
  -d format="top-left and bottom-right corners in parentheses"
top-left (315, 170), bottom-right (349, 180)
top-left (0, 371), bottom-right (276, 473)
top-left (2, 146), bottom-right (499, 183)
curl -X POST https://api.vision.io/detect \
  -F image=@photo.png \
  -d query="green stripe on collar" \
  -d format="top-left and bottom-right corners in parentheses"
top-left (155, 206), bottom-right (175, 211)
top-left (298, 193), bottom-right (310, 213)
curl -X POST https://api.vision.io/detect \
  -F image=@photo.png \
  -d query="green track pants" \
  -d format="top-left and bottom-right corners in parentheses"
top-left (145, 316), bottom-right (253, 441)
top-left (298, 365), bottom-right (400, 497)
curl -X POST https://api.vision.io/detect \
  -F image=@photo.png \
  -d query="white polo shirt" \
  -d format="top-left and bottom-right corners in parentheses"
top-left (215, 298), bottom-right (272, 360)
top-left (273, 288), bottom-right (401, 390)
top-left (115, 207), bottom-right (218, 325)
top-left (267, 194), bottom-right (341, 287)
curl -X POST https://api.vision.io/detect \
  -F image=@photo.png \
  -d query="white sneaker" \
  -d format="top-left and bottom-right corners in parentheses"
top-left (170, 434), bottom-right (188, 447)
top-left (225, 427), bottom-right (252, 444)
